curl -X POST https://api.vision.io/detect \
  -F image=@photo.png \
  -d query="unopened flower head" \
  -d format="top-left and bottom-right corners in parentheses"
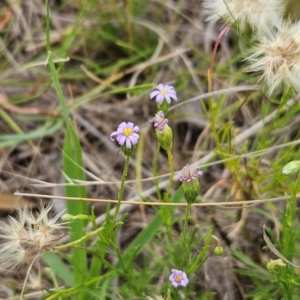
top-left (150, 111), bottom-right (173, 151)
top-left (245, 20), bottom-right (300, 94)
top-left (266, 259), bottom-right (286, 272)
top-left (169, 269), bottom-right (189, 288)
top-left (282, 160), bottom-right (300, 176)
top-left (179, 165), bottom-right (203, 182)
top-left (203, 0), bottom-right (284, 31)
top-left (214, 245), bottom-right (224, 256)
top-left (180, 165), bottom-right (203, 204)
top-left (0, 202), bottom-right (67, 270)
top-left (150, 111), bottom-right (169, 133)
top-left (110, 122), bottom-right (140, 150)
top-left (150, 84), bottom-right (177, 105)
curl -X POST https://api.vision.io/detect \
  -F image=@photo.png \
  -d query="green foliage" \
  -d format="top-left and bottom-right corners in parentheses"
top-left (2, 0), bottom-right (300, 299)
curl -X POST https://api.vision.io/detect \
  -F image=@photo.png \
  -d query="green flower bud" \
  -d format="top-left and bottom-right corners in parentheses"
top-left (282, 160), bottom-right (300, 176)
top-left (61, 214), bottom-right (89, 221)
top-left (266, 259), bottom-right (286, 272)
top-left (182, 180), bottom-right (200, 205)
top-left (214, 245), bottom-right (224, 256)
top-left (180, 165), bottom-right (203, 204)
top-left (150, 111), bottom-right (173, 151)
top-left (155, 124), bottom-right (173, 151)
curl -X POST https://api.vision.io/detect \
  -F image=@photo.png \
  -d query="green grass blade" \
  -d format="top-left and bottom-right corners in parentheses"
top-left (0, 119), bottom-right (63, 148)
top-left (43, 252), bottom-right (74, 286)
top-left (45, 2), bottom-right (88, 297)
top-left (118, 188), bottom-right (183, 266)
top-left (63, 127), bottom-right (88, 284)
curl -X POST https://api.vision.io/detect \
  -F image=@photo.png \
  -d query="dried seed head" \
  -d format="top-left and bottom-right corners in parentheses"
top-left (203, 0), bottom-right (284, 32)
top-left (0, 202), bottom-right (67, 271)
top-left (245, 20), bottom-right (300, 94)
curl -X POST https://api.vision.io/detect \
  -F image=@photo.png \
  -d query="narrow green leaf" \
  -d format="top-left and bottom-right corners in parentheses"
top-left (46, 2), bottom-right (88, 297)
top-left (63, 127), bottom-right (88, 287)
top-left (118, 188), bottom-right (183, 266)
top-left (0, 119), bottom-right (63, 148)
top-left (43, 252), bottom-right (74, 286)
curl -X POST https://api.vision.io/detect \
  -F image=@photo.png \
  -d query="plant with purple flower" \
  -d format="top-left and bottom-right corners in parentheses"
top-left (110, 122), bottom-right (139, 155)
top-left (169, 269), bottom-right (189, 288)
top-left (150, 111), bottom-right (173, 151)
top-left (150, 110), bottom-right (174, 202)
top-left (150, 84), bottom-right (177, 114)
top-left (110, 122), bottom-right (139, 221)
top-left (180, 165), bottom-right (203, 182)
top-left (150, 84), bottom-right (177, 105)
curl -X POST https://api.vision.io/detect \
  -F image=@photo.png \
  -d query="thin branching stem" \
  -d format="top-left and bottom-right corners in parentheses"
top-left (113, 155), bottom-right (131, 223)
top-left (164, 149), bottom-right (174, 202)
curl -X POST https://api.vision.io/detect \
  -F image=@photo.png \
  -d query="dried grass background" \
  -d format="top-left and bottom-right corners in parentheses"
top-left (1, 0), bottom-right (300, 299)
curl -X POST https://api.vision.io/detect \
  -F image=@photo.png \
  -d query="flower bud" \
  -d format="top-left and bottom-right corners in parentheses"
top-left (150, 111), bottom-right (173, 151)
top-left (155, 125), bottom-right (173, 151)
top-left (182, 179), bottom-right (200, 205)
top-left (282, 160), bottom-right (300, 176)
top-left (180, 165), bottom-right (203, 204)
top-left (266, 259), bottom-right (286, 272)
top-left (61, 214), bottom-right (89, 221)
top-left (214, 245), bottom-right (224, 256)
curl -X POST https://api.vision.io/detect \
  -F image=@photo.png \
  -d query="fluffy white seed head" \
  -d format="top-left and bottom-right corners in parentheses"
top-left (0, 202), bottom-right (67, 271)
top-left (203, 0), bottom-right (284, 32)
top-left (245, 20), bottom-right (300, 94)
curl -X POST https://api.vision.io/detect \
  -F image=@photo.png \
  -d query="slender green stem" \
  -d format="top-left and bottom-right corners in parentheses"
top-left (46, 272), bottom-right (113, 300)
top-left (278, 171), bottom-right (300, 297)
top-left (113, 246), bottom-right (139, 294)
top-left (211, 235), bottom-right (221, 248)
top-left (188, 228), bottom-right (213, 273)
top-left (164, 149), bottom-right (174, 202)
top-left (113, 155), bottom-right (131, 223)
top-left (54, 227), bottom-right (103, 250)
top-left (45, 267), bottom-right (62, 300)
top-left (161, 149), bottom-right (175, 247)
top-left (183, 204), bottom-right (190, 255)
top-left (282, 171), bottom-right (300, 259)
top-left (153, 144), bottom-right (162, 201)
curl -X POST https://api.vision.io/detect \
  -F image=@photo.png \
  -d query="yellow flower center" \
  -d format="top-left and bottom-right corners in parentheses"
top-left (123, 128), bottom-right (133, 136)
top-left (161, 89), bottom-right (167, 95)
top-left (174, 275), bottom-right (182, 283)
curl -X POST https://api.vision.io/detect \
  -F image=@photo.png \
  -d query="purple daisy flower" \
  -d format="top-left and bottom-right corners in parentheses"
top-left (169, 269), bottom-right (189, 288)
top-left (110, 122), bottom-right (139, 149)
top-left (150, 84), bottom-right (177, 104)
top-left (179, 165), bottom-right (203, 182)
